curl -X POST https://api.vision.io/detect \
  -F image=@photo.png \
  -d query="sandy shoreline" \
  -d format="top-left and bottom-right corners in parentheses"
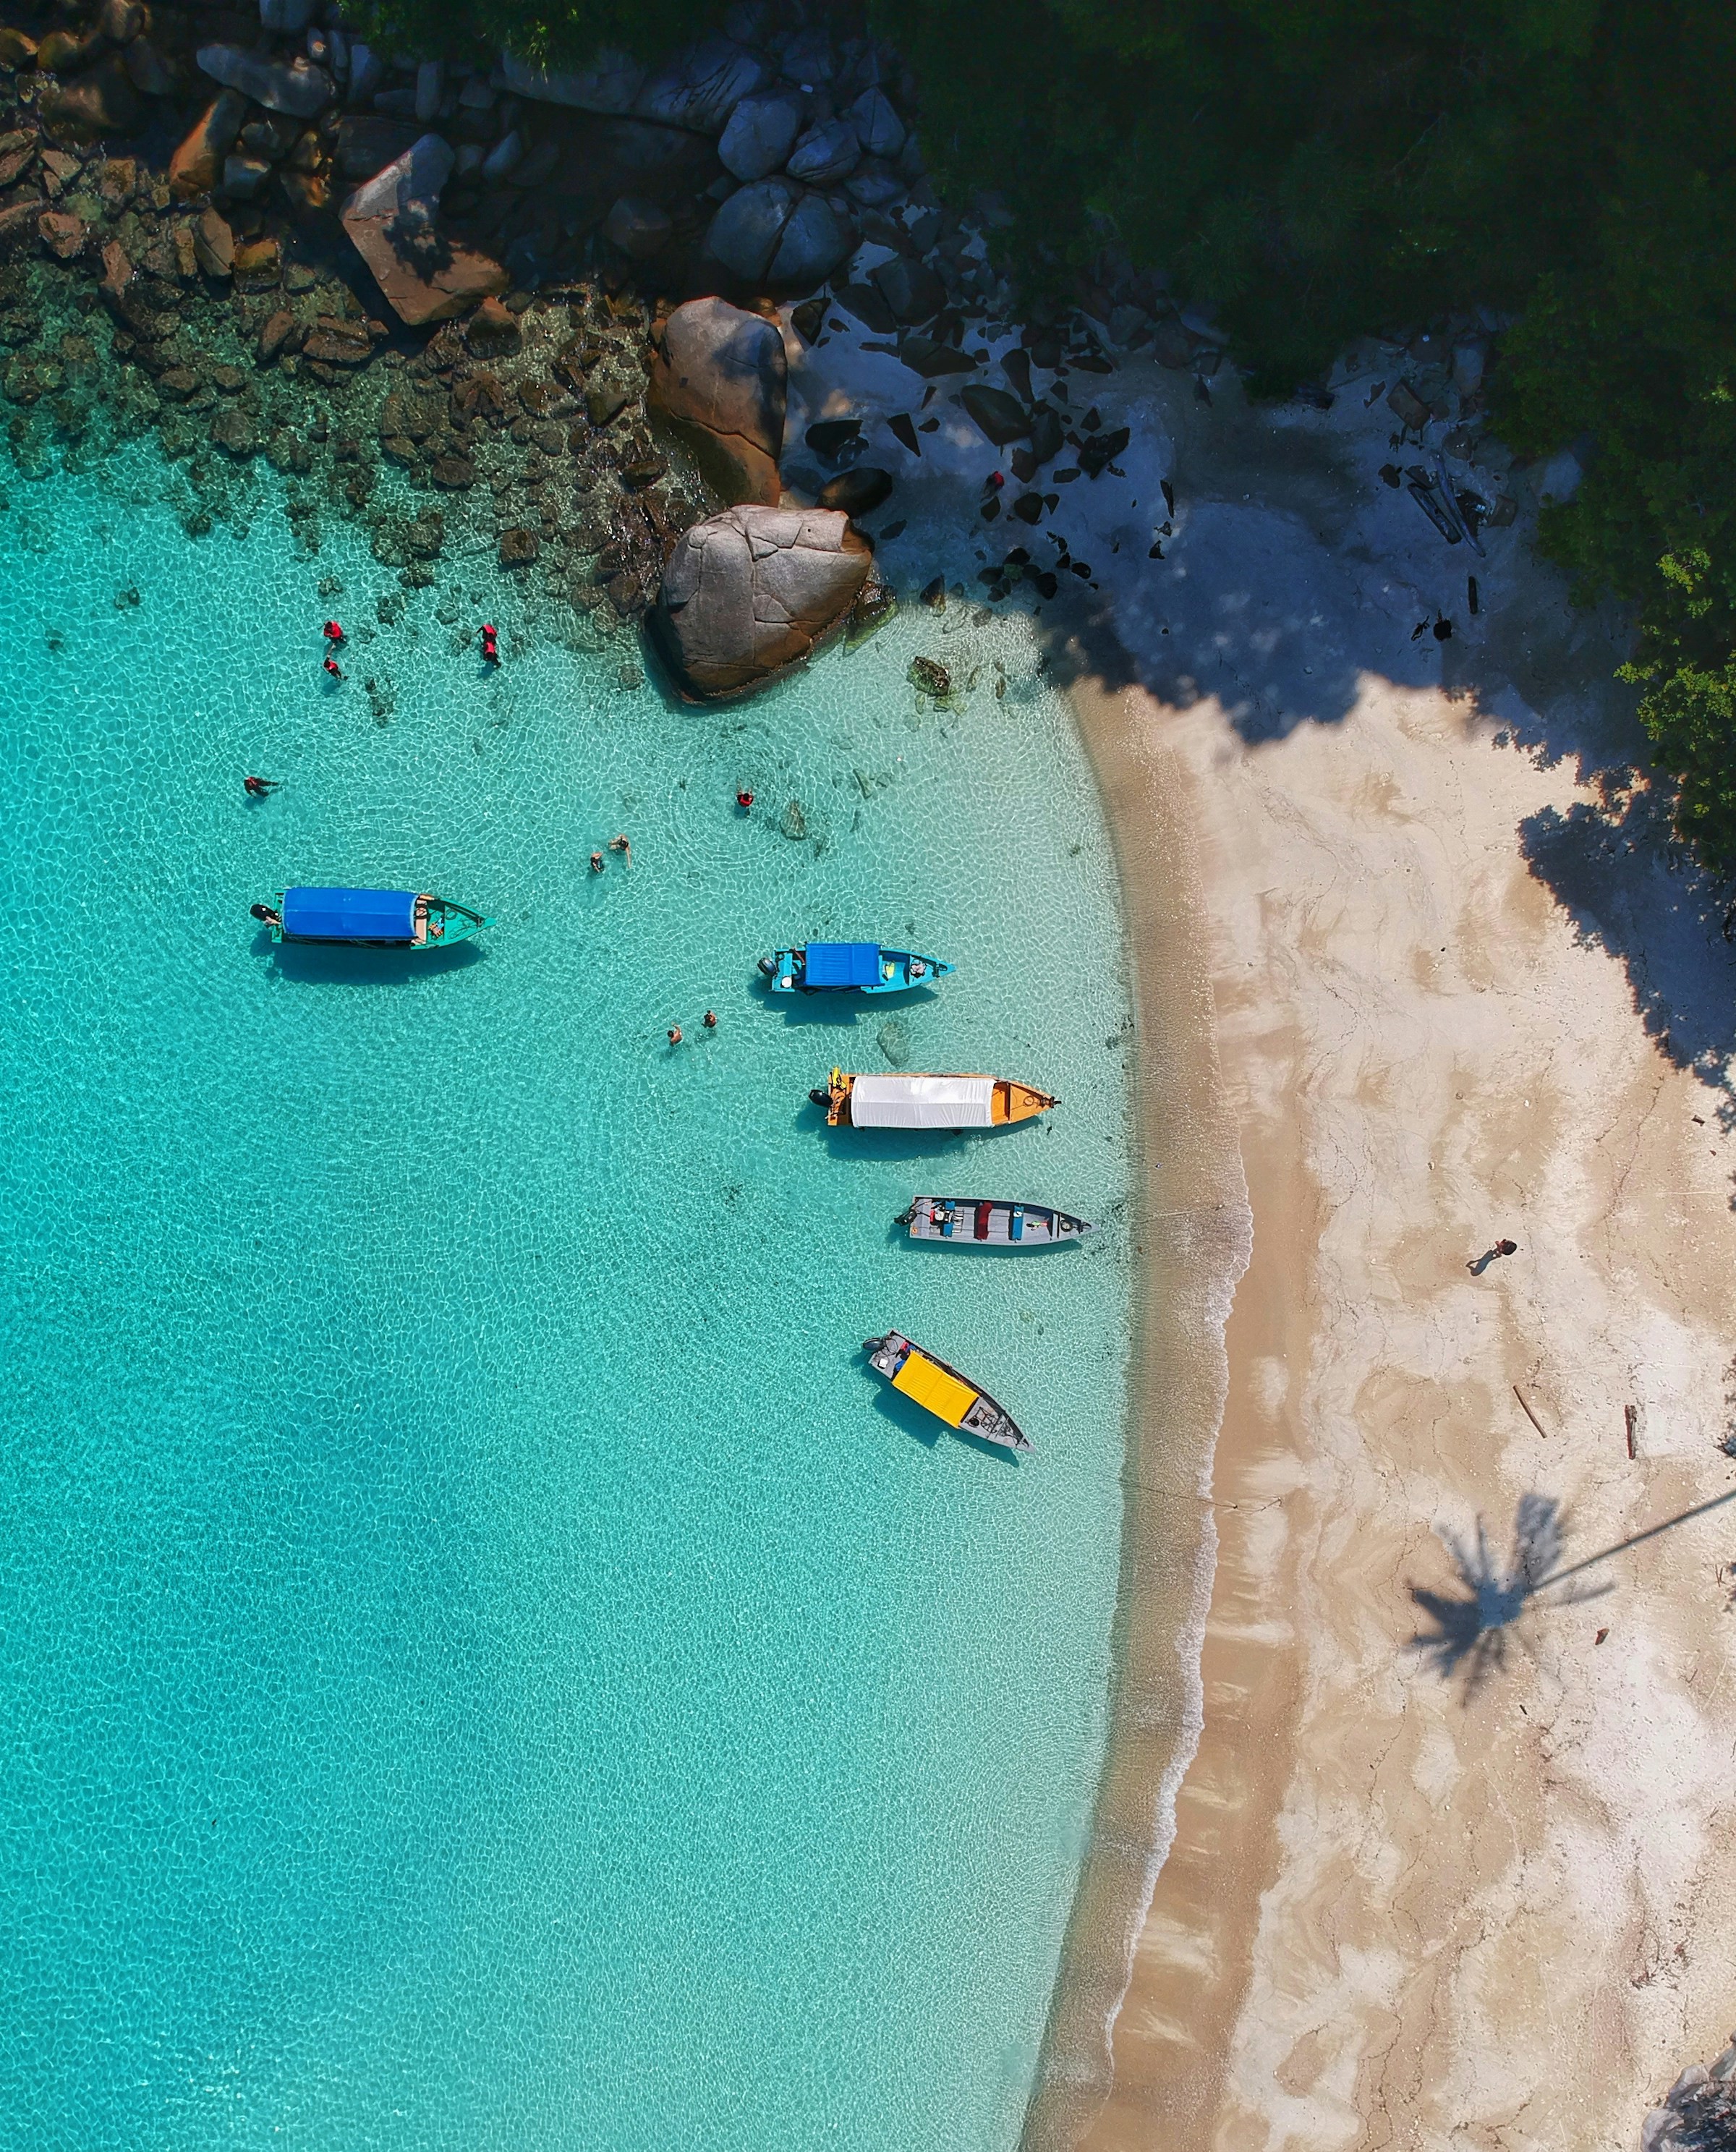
top-left (1028, 367), bottom-right (1736, 2151)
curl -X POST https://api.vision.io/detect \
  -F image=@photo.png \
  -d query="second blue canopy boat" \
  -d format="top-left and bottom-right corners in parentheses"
top-left (757, 942), bottom-right (954, 995)
top-left (251, 888), bottom-right (491, 948)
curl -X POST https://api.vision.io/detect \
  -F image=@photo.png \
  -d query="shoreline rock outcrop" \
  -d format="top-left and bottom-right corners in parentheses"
top-left (647, 296), bottom-right (786, 506)
top-left (650, 504), bottom-right (872, 699)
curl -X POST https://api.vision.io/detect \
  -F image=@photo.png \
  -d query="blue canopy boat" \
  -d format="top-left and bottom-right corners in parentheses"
top-left (757, 941), bottom-right (954, 995)
top-left (252, 888), bottom-right (492, 948)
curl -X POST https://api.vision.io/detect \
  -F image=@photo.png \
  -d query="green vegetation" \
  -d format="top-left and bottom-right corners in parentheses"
top-left (362, 0), bottom-right (1736, 867)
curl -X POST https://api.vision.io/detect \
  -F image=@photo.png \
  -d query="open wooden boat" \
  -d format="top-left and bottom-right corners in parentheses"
top-left (811, 1069), bottom-right (1057, 1128)
top-left (757, 942), bottom-right (954, 995)
top-left (864, 1330), bottom-right (1030, 1451)
top-left (898, 1196), bottom-right (1095, 1246)
top-left (252, 888), bottom-right (491, 948)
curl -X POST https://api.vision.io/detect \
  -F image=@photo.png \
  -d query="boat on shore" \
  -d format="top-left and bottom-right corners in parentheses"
top-left (812, 1069), bottom-right (1058, 1128)
top-left (757, 942), bottom-right (954, 995)
top-left (864, 1330), bottom-right (1030, 1451)
top-left (898, 1196), bottom-right (1095, 1246)
top-left (251, 888), bottom-right (491, 948)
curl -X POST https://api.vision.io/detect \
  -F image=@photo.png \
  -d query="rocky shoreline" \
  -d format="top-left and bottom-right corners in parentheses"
top-left (0, 0), bottom-right (1248, 696)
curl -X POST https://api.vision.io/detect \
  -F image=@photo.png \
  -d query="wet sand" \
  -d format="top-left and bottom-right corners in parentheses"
top-left (1029, 367), bottom-right (1736, 2151)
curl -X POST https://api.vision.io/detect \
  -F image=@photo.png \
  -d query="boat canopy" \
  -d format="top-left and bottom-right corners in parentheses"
top-left (893, 1350), bottom-right (979, 1427)
top-left (807, 941), bottom-right (882, 987)
top-left (850, 1073), bottom-right (995, 1128)
top-left (283, 887), bottom-right (417, 942)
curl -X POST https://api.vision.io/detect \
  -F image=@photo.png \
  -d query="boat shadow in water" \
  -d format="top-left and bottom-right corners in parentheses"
top-left (759, 984), bottom-right (943, 1027)
top-left (257, 930), bottom-right (488, 984)
top-left (865, 1379), bottom-right (1025, 1465)
top-left (809, 1114), bottom-right (998, 1162)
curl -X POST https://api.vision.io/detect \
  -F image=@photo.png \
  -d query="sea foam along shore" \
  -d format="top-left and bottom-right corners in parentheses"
top-left (1011, 360), bottom-right (1736, 2149)
top-left (785, 272), bottom-right (1736, 2148)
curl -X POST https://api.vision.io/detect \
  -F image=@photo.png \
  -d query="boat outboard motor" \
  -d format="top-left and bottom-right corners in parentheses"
top-left (757, 956), bottom-right (777, 977)
top-left (809, 1087), bottom-right (831, 1109)
top-left (250, 902), bottom-right (276, 922)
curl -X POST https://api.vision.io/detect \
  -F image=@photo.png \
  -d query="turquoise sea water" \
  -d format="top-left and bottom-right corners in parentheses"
top-left (0, 453), bottom-right (1133, 2152)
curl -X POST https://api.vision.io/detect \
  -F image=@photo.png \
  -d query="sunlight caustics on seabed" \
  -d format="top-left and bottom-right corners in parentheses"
top-left (0, 452), bottom-right (1134, 2152)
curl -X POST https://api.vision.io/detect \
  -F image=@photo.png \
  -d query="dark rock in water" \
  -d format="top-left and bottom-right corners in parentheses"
top-left (621, 448), bottom-right (668, 488)
top-left (37, 212), bottom-right (88, 261)
top-left (806, 417), bottom-right (861, 462)
top-left (877, 1018), bottom-right (910, 1067)
top-left (301, 326), bottom-right (370, 365)
top-left (464, 295), bottom-right (522, 356)
top-left (790, 297), bottom-right (827, 344)
top-left (651, 503), bottom-right (873, 700)
top-left (833, 283), bottom-right (898, 336)
top-left (587, 377), bottom-right (633, 426)
top-left (1011, 491), bottom-right (1044, 524)
top-left (908, 655), bottom-right (949, 695)
top-left (41, 56), bottom-right (142, 140)
top-left (1077, 424), bottom-right (1130, 477)
top-left (817, 464), bottom-right (892, 516)
top-left (767, 192), bottom-right (852, 286)
top-left (209, 406), bottom-right (258, 456)
top-left (0, 200), bottom-right (44, 259)
top-left (192, 208), bottom-right (234, 278)
top-left (1000, 347), bottom-right (1034, 402)
top-left (704, 177), bottom-right (797, 281)
top-left (196, 46), bottom-right (333, 120)
top-left (647, 295), bottom-right (785, 506)
top-left (887, 412), bottom-right (920, 456)
top-left (846, 567), bottom-right (895, 645)
top-left (718, 90), bottom-right (803, 182)
top-left (256, 308), bottom-right (297, 363)
top-left (920, 574), bottom-right (945, 608)
top-left (961, 385), bottom-right (1030, 446)
top-left (603, 195), bottom-right (673, 260)
top-left (499, 526), bottom-right (540, 566)
top-left (872, 256), bottom-right (945, 326)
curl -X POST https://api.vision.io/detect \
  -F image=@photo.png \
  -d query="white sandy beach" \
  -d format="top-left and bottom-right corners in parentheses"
top-left (783, 292), bottom-right (1736, 2151)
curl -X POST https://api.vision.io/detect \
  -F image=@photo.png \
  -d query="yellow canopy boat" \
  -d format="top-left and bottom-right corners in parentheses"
top-left (811, 1070), bottom-right (1057, 1129)
top-left (864, 1331), bottom-right (1030, 1451)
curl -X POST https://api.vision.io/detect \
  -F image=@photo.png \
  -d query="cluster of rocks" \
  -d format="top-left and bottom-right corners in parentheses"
top-left (1642, 2043), bottom-right (1736, 2152)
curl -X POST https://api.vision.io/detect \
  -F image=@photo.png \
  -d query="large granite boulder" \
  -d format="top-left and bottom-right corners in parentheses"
top-left (636, 38), bottom-right (771, 131)
top-left (705, 177), bottom-right (796, 281)
top-left (498, 47), bottom-right (646, 116)
top-left (718, 90), bottom-right (802, 181)
top-left (647, 296), bottom-right (786, 506)
top-left (196, 45), bottom-right (332, 119)
top-left (341, 134), bottom-right (507, 326)
top-left (767, 192), bottom-right (851, 285)
top-left (651, 505), bottom-right (873, 700)
top-left (786, 118), bottom-right (859, 186)
top-left (848, 88), bottom-right (906, 159)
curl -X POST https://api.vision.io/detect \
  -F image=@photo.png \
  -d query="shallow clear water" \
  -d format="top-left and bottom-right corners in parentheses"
top-left (0, 451), bottom-right (1133, 2152)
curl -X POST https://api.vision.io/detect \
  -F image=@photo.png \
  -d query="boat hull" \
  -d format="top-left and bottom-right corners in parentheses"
top-left (899, 1196), bottom-right (1095, 1246)
top-left (761, 945), bottom-right (953, 995)
top-left (863, 1330), bottom-right (1030, 1451)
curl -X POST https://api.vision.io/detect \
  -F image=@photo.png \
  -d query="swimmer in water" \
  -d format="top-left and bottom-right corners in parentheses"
top-left (668, 1025), bottom-right (683, 1045)
top-left (702, 1010), bottom-right (717, 1029)
top-left (242, 775), bottom-right (280, 797)
top-left (323, 620), bottom-right (344, 643)
top-left (735, 789), bottom-right (754, 810)
top-left (323, 656), bottom-right (343, 679)
top-left (608, 833), bottom-right (631, 866)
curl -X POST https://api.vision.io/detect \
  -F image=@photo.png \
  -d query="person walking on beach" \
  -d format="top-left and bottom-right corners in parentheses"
top-left (1468, 1237), bottom-right (1519, 1275)
top-left (242, 775), bottom-right (280, 797)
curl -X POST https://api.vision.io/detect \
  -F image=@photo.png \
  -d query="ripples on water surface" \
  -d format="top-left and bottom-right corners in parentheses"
top-left (0, 452), bottom-right (1133, 2152)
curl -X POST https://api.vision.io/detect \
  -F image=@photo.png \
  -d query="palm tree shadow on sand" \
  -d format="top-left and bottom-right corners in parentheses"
top-left (1407, 1494), bottom-right (1609, 1697)
top-left (1407, 1482), bottom-right (1736, 1698)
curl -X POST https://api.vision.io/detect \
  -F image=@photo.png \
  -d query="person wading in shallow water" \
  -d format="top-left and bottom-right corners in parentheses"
top-left (323, 620), bottom-right (344, 645)
top-left (323, 655), bottom-right (343, 681)
top-left (608, 833), bottom-right (631, 866)
top-left (242, 775), bottom-right (280, 797)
